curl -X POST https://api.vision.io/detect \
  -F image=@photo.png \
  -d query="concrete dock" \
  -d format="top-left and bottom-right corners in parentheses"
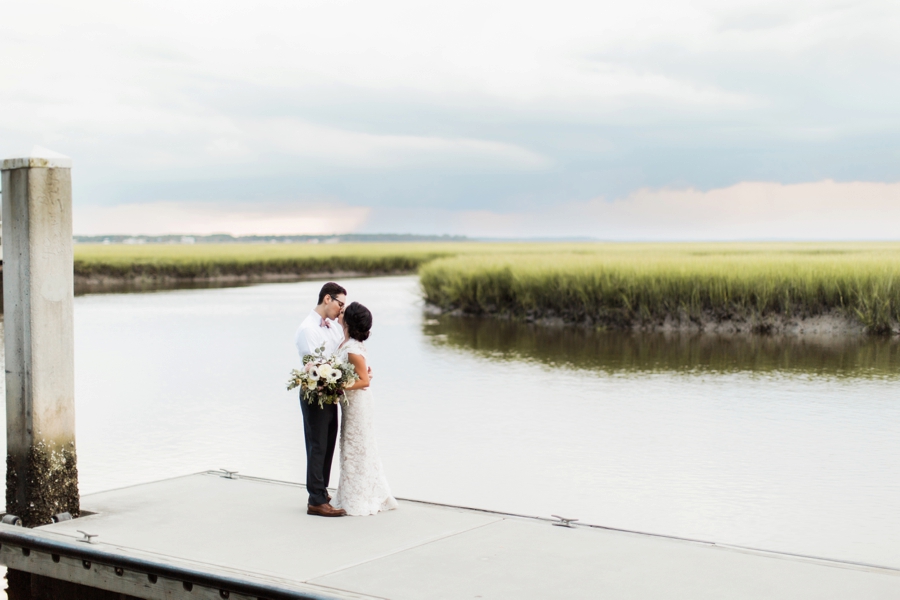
top-left (1, 471), bottom-right (899, 599)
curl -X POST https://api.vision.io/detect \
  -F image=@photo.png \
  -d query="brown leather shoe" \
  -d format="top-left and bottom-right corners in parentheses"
top-left (307, 503), bottom-right (347, 517)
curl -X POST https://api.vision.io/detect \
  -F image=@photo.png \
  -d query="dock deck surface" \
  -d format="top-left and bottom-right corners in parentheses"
top-left (6, 471), bottom-right (900, 599)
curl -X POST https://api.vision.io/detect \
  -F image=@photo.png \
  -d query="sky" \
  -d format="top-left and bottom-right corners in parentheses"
top-left (2, 0), bottom-right (900, 239)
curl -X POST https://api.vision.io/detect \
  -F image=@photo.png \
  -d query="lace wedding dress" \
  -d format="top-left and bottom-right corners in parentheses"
top-left (332, 339), bottom-right (398, 516)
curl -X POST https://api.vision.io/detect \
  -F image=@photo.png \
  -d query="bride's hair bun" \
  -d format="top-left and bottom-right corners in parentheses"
top-left (343, 302), bottom-right (372, 342)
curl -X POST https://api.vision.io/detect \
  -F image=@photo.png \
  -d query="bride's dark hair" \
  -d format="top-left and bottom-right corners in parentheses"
top-left (343, 302), bottom-right (372, 342)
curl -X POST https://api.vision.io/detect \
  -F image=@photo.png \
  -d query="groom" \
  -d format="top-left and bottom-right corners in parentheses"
top-left (295, 282), bottom-right (348, 517)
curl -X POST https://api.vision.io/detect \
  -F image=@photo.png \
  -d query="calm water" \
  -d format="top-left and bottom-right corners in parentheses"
top-left (1, 275), bottom-right (899, 568)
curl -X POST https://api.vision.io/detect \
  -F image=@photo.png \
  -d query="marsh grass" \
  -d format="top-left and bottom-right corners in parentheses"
top-left (75, 242), bottom-right (900, 334)
top-left (73, 243), bottom-right (465, 280)
top-left (419, 243), bottom-right (900, 334)
top-left (72, 242), bottom-right (584, 279)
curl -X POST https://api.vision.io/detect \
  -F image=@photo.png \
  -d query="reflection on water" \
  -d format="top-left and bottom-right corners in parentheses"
top-left (425, 316), bottom-right (900, 377)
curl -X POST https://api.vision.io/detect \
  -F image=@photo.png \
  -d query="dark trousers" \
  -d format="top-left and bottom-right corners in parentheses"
top-left (299, 395), bottom-right (338, 506)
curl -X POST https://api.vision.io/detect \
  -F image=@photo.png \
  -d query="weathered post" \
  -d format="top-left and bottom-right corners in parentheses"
top-left (1, 147), bottom-right (79, 528)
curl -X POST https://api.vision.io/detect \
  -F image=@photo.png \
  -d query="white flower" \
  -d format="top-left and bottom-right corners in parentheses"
top-left (317, 364), bottom-right (334, 380)
top-left (327, 370), bottom-right (341, 382)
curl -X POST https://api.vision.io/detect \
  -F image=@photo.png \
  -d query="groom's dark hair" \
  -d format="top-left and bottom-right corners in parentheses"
top-left (317, 282), bottom-right (347, 305)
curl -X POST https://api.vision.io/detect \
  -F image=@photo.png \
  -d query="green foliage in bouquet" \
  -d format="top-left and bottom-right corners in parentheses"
top-left (287, 345), bottom-right (360, 407)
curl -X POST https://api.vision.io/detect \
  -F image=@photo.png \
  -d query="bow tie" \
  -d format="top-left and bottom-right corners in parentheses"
top-left (320, 318), bottom-right (330, 329)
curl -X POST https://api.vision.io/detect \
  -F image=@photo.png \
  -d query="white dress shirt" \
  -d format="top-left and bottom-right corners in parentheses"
top-left (295, 310), bottom-right (345, 361)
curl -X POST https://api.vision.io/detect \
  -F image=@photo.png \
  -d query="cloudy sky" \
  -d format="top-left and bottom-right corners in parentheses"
top-left (3, 0), bottom-right (900, 239)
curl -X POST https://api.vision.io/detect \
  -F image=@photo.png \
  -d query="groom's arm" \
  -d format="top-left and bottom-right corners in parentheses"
top-left (295, 325), bottom-right (316, 359)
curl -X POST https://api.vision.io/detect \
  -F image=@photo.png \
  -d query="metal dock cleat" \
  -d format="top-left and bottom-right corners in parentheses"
top-left (551, 514), bottom-right (579, 528)
top-left (76, 530), bottom-right (98, 544)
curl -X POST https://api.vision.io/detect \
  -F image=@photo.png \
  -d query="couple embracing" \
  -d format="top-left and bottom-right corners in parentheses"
top-left (294, 282), bottom-right (397, 518)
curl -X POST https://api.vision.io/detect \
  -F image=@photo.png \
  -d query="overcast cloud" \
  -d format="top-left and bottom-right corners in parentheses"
top-left (3, 0), bottom-right (899, 238)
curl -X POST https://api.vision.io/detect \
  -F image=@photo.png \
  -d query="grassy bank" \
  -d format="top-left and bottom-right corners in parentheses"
top-left (419, 243), bottom-right (900, 334)
top-left (73, 243), bottom-right (468, 281)
top-left (72, 241), bottom-right (582, 281)
top-left (75, 242), bottom-right (900, 334)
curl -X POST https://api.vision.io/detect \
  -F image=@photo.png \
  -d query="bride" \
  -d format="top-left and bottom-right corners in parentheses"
top-left (332, 302), bottom-right (398, 516)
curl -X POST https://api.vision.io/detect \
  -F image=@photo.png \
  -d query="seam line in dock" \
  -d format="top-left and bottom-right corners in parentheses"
top-left (396, 496), bottom-right (900, 575)
top-left (33, 512), bottom-right (508, 592)
top-left (305, 518), bottom-right (505, 582)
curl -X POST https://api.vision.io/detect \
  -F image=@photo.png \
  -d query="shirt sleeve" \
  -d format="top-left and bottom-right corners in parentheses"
top-left (295, 325), bottom-right (311, 359)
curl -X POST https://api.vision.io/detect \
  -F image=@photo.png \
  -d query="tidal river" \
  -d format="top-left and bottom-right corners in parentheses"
top-left (1, 275), bottom-right (898, 568)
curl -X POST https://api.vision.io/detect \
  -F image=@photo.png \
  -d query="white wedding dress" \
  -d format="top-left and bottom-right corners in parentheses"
top-left (332, 339), bottom-right (398, 516)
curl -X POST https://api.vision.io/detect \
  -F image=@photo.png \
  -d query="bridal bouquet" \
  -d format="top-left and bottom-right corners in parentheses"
top-left (287, 344), bottom-right (359, 407)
